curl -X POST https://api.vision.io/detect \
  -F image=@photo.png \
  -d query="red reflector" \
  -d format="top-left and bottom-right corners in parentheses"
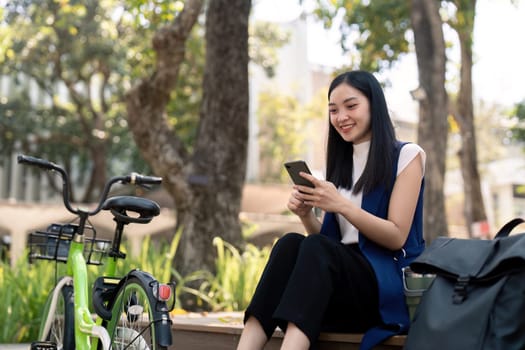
top-left (158, 284), bottom-right (171, 301)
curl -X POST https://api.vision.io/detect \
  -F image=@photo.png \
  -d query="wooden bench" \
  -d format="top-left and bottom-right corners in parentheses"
top-left (171, 312), bottom-right (405, 349)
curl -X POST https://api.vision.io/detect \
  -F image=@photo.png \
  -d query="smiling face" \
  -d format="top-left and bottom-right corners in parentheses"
top-left (328, 83), bottom-right (372, 144)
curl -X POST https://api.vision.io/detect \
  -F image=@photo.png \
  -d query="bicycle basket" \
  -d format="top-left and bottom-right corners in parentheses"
top-left (28, 223), bottom-right (111, 265)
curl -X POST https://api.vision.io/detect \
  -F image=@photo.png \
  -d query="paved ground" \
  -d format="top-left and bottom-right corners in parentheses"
top-left (1, 345), bottom-right (30, 350)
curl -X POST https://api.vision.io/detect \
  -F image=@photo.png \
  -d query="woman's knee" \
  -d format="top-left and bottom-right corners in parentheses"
top-left (263, 232), bottom-right (306, 268)
top-left (273, 232), bottom-right (305, 251)
top-left (298, 234), bottom-right (337, 262)
top-left (301, 234), bottom-right (331, 251)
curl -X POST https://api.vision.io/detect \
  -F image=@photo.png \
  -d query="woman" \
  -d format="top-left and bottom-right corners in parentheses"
top-left (237, 70), bottom-right (426, 350)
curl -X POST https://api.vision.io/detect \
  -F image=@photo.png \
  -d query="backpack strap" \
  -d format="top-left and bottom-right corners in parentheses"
top-left (494, 218), bottom-right (525, 238)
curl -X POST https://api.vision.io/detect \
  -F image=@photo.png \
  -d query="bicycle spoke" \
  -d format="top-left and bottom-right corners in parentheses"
top-left (109, 279), bottom-right (160, 350)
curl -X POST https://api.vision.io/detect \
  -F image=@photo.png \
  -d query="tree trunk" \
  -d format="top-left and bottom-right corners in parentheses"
top-left (178, 0), bottom-right (251, 274)
top-left (451, 0), bottom-right (487, 237)
top-left (124, 0), bottom-right (203, 267)
top-left (410, 0), bottom-right (449, 242)
top-left (125, 0), bottom-right (251, 277)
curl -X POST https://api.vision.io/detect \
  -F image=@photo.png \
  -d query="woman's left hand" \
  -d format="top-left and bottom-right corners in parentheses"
top-left (294, 172), bottom-right (347, 213)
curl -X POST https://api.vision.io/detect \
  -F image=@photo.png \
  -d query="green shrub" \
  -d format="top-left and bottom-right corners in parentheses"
top-left (0, 257), bottom-right (60, 342)
top-left (190, 237), bottom-right (271, 311)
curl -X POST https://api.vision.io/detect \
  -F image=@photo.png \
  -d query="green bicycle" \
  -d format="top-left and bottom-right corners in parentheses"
top-left (19, 155), bottom-right (174, 350)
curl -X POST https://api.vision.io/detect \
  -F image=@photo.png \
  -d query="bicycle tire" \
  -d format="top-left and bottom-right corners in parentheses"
top-left (39, 283), bottom-right (75, 350)
top-left (107, 276), bottom-right (169, 350)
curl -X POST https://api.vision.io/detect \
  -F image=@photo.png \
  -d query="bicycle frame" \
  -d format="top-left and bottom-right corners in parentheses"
top-left (39, 214), bottom-right (175, 350)
top-left (40, 227), bottom-right (117, 350)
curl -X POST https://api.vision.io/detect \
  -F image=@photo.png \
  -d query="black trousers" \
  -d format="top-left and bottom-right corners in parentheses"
top-left (244, 233), bottom-right (381, 347)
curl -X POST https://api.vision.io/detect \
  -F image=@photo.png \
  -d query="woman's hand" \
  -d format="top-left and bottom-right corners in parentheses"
top-left (292, 172), bottom-right (347, 214)
top-left (287, 188), bottom-right (314, 218)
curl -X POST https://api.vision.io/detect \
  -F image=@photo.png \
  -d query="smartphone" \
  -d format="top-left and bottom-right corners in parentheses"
top-left (284, 160), bottom-right (314, 188)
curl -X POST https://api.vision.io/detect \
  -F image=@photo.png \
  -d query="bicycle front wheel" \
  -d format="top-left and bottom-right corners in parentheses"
top-left (107, 277), bottom-right (168, 350)
top-left (39, 281), bottom-right (75, 350)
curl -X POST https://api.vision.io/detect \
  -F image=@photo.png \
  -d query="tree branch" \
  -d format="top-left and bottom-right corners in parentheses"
top-left (125, 0), bottom-right (203, 185)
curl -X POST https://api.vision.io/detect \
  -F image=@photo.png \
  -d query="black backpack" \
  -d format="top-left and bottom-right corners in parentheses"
top-left (405, 218), bottom-right (525, 350)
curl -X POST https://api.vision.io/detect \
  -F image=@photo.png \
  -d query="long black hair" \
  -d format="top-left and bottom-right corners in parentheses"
top-left (325, 70), bottom-right (397, 194)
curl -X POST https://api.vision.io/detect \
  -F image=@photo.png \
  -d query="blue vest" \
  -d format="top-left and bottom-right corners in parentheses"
top-left (320, 141), bottom-right (425, 350)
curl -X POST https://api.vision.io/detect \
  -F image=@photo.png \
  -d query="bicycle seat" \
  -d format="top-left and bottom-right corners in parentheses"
top-left (102, 196), bottom-right (160, 224)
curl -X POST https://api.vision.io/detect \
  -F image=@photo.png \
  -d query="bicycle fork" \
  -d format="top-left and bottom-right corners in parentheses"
top-left (69, 238), bottom-right (112, 350)
top-left (39, 274), bottom-right (112, 350)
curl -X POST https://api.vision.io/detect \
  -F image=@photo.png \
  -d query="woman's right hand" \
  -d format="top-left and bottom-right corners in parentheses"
top-left (287, 189), bottom-right (313, 218)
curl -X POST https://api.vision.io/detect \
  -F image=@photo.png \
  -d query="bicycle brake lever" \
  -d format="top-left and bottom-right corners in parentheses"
top-left (138, 183), bottom-right (153, 191)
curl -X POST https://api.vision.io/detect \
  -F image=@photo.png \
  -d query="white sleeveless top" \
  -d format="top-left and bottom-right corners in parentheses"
top-left (336, 141), bottom-right (426, 244)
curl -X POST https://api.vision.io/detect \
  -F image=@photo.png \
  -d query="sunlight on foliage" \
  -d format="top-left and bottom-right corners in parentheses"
top-left (192, 237), bottom-right (271, 311)
top-left (257, 87), bottom-right (327, 183)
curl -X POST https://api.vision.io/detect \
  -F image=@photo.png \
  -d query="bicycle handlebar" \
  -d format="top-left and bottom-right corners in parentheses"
top-left (18, 154), bottom-right (61, 171)
top-left (127, 172), bottom-right (162, 186)
top-left (17, 154), bottom-right (162, 217)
